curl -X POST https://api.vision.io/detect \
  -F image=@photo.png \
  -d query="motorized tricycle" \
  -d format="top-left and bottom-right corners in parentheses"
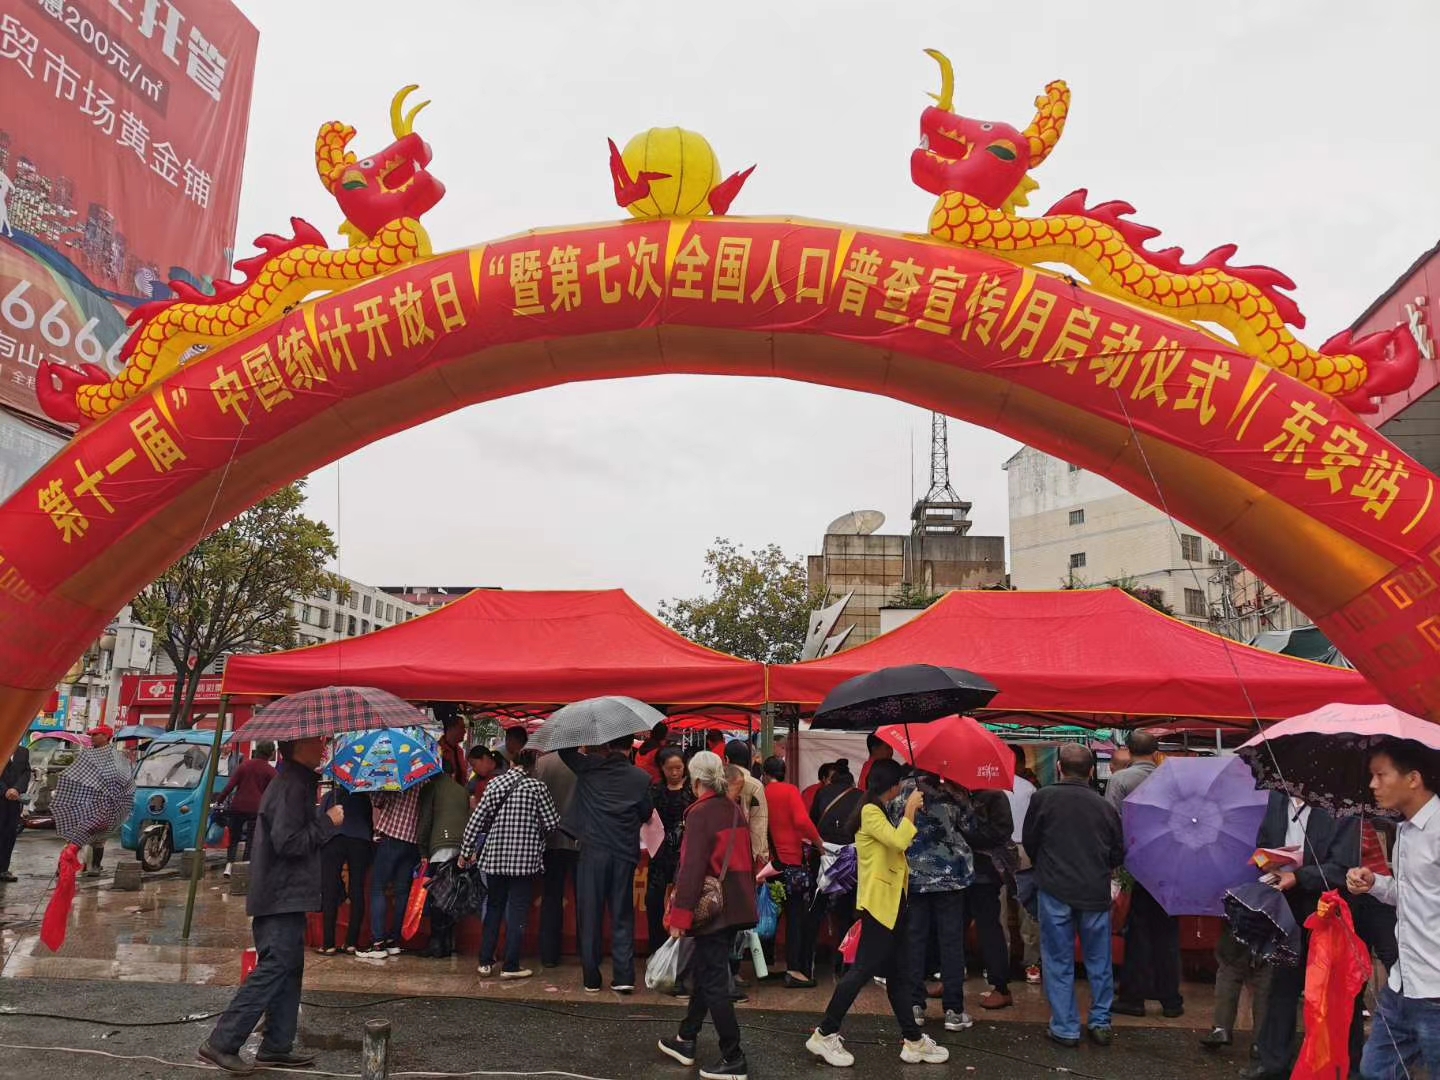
top-left (120, 730), bottom-right (231, 871)
top-left (22, 731), bottom-right (91, 831)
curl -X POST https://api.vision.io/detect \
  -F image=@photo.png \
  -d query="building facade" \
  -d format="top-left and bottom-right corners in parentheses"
top-left (291, 576), bottom-right (431, 647)
top-left (1004, 445), bottom-right (1307, 633)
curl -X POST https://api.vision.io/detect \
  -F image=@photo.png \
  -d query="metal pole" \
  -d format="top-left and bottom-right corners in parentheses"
top-left (759, 702), bottom-right (776, 760)
top-left (182, 693), bottom-right (229, 940)
top-left (362, 1019), bottom-right (391, 1080)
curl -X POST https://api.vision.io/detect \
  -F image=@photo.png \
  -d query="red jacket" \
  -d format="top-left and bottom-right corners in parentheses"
top-left (766, 781), bottom-right (822, 865)
top-left (219, 757), bottom-right (277, 815)
top-left (667, 792), bottom-right (757, 934)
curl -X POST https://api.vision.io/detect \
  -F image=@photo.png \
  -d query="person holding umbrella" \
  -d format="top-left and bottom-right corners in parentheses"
top-left (199, 737), bottom-right (344, 1074)
top-left (1346, 738), bottom-right (1440, 1079)
top-left (805, 758), bottom-right (949, 1068)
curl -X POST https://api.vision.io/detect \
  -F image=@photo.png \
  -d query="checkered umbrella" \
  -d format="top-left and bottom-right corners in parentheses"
top-left (529, 695), bottom-right (664, 752)
top-left (52, 745), bottom-right (136, 847)
top-left (241, 685), bottom-right (428, 742)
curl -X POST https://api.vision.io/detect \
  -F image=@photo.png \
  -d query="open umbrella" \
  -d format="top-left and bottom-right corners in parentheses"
top-left (43, 744), bottom-right (137, 951)
top-left (114, 725), bottom-right (166, 742)
top-left (1121, 756), bottom-right (1269, 916)
top-left (876, 715), bottom-right (1013, 791)
top-left (530, 696), bottom-right (663, 753)
top-left (240, 685), bottom-right (428, 742)
top-left (1237, 703), bottom-right (1440, 815)
top-left (809, 665), bottom-right (999, 730)
top-left (1224, 881), bottom-right (1302, 967)
top-left (328, 727), bottom-right (442, 793)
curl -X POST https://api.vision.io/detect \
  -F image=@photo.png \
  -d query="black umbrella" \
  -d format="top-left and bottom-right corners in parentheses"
top-left (809, 664), bottom-right (999, 731)
top-left (1223, 881), bottom-right (1302, 968)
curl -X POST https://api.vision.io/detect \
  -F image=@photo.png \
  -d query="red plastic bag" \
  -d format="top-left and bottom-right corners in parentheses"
top-left (40, 844), bottom-right (82, 952)
top-left (401, 872), bottom-right (430, 941)
top-left (839, 919), bottom-right (862, 964)
top-left (1293, 890), bottom-right (1370, 1080)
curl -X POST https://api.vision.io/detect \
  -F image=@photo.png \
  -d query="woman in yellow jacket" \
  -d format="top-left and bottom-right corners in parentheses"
top-left (806, 758), bottom-right (950, 1068)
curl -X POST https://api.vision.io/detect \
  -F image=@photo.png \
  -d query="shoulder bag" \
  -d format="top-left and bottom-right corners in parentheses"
top-left (690, 802), bottom-right (742, 933)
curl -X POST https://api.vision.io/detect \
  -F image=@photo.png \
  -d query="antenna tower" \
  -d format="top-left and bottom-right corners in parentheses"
top-left (911, 412), bottom-right (971, 535)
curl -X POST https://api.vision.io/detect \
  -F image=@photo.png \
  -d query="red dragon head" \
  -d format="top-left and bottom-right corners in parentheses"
top-left (315, 85), bottom-right (446, 244)
top-left (910, 49), bottom-right (1070, 213)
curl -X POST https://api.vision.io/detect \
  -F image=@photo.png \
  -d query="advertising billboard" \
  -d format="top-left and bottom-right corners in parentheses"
top-left (0, 0), bottom-right (258, 423)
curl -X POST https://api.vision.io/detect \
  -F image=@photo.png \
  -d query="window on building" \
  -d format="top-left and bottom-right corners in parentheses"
top-left (362, 595), bottom-right (372, 615)
top-left (1068, 463), bottom-right (1081, 473)
top-left (349, 593), bottom-right (359, 610)
top-left (385, 602), bottom-right (394, 621)
top-left (318, 610), bottom-right (331, 630)
top-left (347, 615), bottom-right (357, 636)
top-left (1068, 509), bottom-right (1085, 526)
top-left (1069, 552), bottom-right (1086, 570)
top-left (362, 619), bottom-right (371, 634)
top-left (1180, 533), bottom-right (1203, 562)
top-left (301, 604), bottom-right (313, 625)
top-left (1184, 588), bottom-right (1207, 618)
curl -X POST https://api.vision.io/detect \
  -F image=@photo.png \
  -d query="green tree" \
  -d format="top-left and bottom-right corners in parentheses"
top-left (131, 481), bottom-right (343, 728)
top-left (659, 538), bottom-right (813, 663)
top-left (890, 582), bottom-right (944, 609)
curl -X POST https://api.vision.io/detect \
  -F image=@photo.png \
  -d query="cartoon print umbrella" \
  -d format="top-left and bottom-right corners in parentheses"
top-left (327, 727), bottom-right (442, 793)
top-left (241, 685), bottom-right (428, 742)
top-left (43, 744), bottom-right (137, 952)
top-left (1121, 756), bottom-right (1269, 916)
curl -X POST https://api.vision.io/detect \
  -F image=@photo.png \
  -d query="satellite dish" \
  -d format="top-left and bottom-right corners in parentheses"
top-left (825, 510), bottom-right (885, 536)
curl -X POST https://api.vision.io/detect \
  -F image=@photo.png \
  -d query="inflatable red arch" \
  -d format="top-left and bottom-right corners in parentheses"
top-left (5, 71), bottom-right (1440, 755)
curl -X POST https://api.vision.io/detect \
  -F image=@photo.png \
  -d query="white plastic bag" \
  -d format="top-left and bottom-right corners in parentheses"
top-left (645, 935), bottom-right (694, 994)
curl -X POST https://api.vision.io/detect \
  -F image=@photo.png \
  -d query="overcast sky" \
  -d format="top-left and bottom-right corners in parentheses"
top-left (231, 0), bottom-right (1440, 610)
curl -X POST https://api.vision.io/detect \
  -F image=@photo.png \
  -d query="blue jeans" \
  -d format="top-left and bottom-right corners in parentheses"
top-left (1038, 889), bottom-right (1113, 1040)
top-left (1362, 987), bottom-right (1440, 1079)
top-left (480, 873), bottom-right (534, 971)
top-left (209, 912), bottom-right (306, 1054)
top-left (369, 837), bottom-right (419, 944)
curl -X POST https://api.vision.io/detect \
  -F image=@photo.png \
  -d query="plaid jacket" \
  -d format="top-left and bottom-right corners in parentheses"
top-left (372, 787), bottom-right (420, 844)
top-left (462, 768), bottom-right (560, 877)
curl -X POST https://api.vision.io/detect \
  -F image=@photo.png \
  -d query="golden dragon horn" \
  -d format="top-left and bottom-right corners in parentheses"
top-left (923, 48), bottom-right (954, 112)
top-left (1022, 80), bottom-right (1070, 167)
top-left (314, 120), bottom-right (357, 193)
top-left (391, 84), bottom-right (430, 138)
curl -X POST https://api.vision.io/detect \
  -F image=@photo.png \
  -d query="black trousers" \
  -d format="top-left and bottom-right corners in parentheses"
top-left (785, 875), bottom-right (818, 979)
top-left (1118, 883), bottom-right (1183, 1010)
top-left (540, 847), bottom-right (577, 967)
top-left (819, 905), bottom-right (922, 1041)
top-left (965, 881), bottom-right (1011, 994)
top-left (0, 798), bottom-right (20, 873)
top-left (646, 859), bottom-right (675, 957)
top-left (910, 890), bottom-right (966, 1013)
top-left (320, 836), bottom-right (373, 950)
top-left (226, 812), bottom-right (257, 864)
top-left (576, 849), bottom-right (637, 988)
top-left (210, 912), bottom-right (306, 1055)
top-left (678, 930), bottom-right (745, 1060)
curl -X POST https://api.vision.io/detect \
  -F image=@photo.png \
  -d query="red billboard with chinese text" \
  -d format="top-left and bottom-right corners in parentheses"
top-left (0, 0), bottom-right (257, 423)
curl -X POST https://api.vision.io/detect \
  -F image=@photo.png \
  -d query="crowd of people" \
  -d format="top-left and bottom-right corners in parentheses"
top-left (183, 718), bottom-right (1440, 1080)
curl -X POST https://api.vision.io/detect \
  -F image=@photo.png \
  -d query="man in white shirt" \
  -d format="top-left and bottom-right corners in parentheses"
top-left (1346, 738), bottom-right (1440, 1079)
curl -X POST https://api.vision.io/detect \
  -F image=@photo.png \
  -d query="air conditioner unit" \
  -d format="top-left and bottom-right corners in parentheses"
top-left (1208, 547), bottom-right (1228, 564)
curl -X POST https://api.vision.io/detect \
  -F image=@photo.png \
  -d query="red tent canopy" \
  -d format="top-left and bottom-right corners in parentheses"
top-left (768, 589), bottom-right (1387, 729)
top-left (222, 589), bottom-right (766, 709)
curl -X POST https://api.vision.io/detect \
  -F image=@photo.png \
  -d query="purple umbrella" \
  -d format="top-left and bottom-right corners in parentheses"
top-left (1121, 756), bottom-right (1268, 917)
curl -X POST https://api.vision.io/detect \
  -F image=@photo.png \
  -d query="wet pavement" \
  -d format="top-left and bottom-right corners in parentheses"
top-left (0, 832), bottom-right (1264, 1077)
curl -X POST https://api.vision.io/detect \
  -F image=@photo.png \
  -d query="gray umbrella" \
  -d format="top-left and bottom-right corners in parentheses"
top-left (530, 696), bottom-right (663, 752)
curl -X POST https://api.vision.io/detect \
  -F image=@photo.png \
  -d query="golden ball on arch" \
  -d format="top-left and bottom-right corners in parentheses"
top-left (621, 128), bottom-right (721, 218)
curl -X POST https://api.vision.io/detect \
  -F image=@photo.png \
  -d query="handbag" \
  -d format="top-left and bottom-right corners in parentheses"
top-left (690, 803), bottom-right (742, 933)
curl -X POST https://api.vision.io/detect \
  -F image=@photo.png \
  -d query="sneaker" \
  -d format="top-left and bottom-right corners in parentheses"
top-left (1087, 1026), bottom-right (1114, 1047)
top-left (912, 1004), bottom-right (925, 1027)
top-left (698, 1056), bottom-right (748, 1080)
top-left (0, 871), bottom-right (17, 883)
top-left (900, 1035), bottom-right (949, 1064)
top-left (657, 1036), bottom-right (697, 1066)
top-left (355, 946), bottom-right (389, 960)
top-left (584, 983), bottom-right (602, 993)
top-left (385, 944), bottom-right (401, 956)
top-left (1046, 1030), bottom-right (1080, 1048)
top-left (806, 1029), bottom-right (854, 1068)
top-left (944, 1010), bottom-right (973, 1031)
top-left (222, 863), bottom-right (232, 878)
top-left (1199, 1027), bottom-right (1231, 1050)
top-left (612, 983), bottom-right (635, 994)
top-left (1025, 965), bottom-right (1041, 984)
top-left (872, 976), bottom-right (887, 987)
top-left (500, 968), bottom-right (533, 980)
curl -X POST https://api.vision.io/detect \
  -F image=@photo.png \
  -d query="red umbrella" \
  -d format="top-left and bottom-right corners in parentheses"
top-left (877, 715), bottom-right (1014, 791)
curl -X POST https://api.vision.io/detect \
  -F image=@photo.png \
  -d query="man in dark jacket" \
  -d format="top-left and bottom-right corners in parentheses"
top-left (1022, 744), bottom-right (1124, 1049)
top-left (560, 737), bottom-right (653, 993)
top-left (200, 737), bottom-right (342, 1074)
top-left (0, 743), bottom-right (29, 882)
top-left (1243, 791), bottom-right (1358, 1080)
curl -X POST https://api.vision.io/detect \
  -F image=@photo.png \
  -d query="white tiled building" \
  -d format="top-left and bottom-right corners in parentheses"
top-left (291, 575), bottom-right (430, 647)
top-left (1003, 446), bottom-right (1306, 635)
